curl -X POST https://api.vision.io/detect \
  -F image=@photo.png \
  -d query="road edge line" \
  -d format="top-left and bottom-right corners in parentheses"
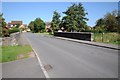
top-left (32, 48), bottom-right (50, 78)
top-left (23, 33), bottom-right (50, 79)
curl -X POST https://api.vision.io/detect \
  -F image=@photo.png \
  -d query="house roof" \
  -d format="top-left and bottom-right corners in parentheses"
top-left (23, 24), bottom-right (27, 27)
top-left (11, 21), bottom-right (22, 25)
top-left (46, 22), bottom-right (51, 26)
top-left (8, 22), bottom-right (11, 25)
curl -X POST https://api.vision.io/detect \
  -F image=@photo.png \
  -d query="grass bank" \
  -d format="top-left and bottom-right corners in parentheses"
top-left (1, 45), bottom-right (33, 62)
top-left (94, 32), bottom-right (120, 44)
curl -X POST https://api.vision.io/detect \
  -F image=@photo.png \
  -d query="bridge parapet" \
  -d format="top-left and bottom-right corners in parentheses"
top-left (54, 32), bottom-right (93, 41)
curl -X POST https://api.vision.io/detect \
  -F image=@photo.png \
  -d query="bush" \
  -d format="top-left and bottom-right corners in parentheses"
top-left (2, 28), bottom-right (10, 37)
top-left (94, 32), bottom-right (120, 44)
top-left (9, 28), bottom-right (20, 34)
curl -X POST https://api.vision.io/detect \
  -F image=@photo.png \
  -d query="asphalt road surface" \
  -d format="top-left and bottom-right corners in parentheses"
top-left (2, 57), bottom-right (45, 78)
top-left (25, 32), bottom-right (118, 78)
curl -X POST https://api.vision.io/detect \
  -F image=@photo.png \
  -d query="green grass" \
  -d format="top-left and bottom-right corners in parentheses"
top-left (1, 45), bottom-right (32, 62)
top-left (35, 32), bottom-right (53, 37)
top-left (94, 32), bottom-right (120, 44)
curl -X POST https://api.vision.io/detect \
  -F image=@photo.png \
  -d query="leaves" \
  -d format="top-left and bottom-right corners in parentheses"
top-left (51, 11), bottom-right (61, 32)
top-left (28, 18), bottom-right (45, 33)
top-left (61, 3), bottom-right (88, 32)
top-left (94, 10), bottom-right (118, 32)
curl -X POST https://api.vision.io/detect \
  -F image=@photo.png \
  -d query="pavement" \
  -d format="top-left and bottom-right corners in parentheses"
top-left (2, 57), bottom-right (45, 78)
top-left (2, 33), bottom-right (45, 78)
top-left (25, 32), bottom-right (118, 78)
top-left (54, 37), bottom-right (119, 50)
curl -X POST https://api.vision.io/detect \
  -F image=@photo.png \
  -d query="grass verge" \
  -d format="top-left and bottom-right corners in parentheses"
top-left (94, 32), bottom-right (120, 45)
top-left (1, 45), bottom-right (33, 63)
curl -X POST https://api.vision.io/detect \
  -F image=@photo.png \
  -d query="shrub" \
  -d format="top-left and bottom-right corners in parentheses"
top-left (2, 28), bottom-right (10, 37)
top-left (9, 28), bottom-right (20, 34)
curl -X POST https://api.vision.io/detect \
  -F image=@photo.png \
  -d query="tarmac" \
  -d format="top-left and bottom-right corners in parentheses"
top-left (55, 37), bottom-right (119, 50)
top-left (1, 33), bottom-right (119, 79)
top-left (2, 57), bottom-right (45, 78)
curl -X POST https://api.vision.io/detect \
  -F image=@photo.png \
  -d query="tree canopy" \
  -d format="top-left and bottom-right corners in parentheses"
top-left (94, 10), bottom-right (119, 32)
top-left (51, 11), bottom-right (61, 32)
top-left (0, 13), bottom-right (10, 37)
top-left (28, 18), bottom-right (45, 33)
top-left (60, 3), bottom-right (88, 32)
top-left (0, 13), bottom-right (6, 28)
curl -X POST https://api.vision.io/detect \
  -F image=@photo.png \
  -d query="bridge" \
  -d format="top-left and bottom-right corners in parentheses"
top-left (24, 32), bottom-right (118, 78)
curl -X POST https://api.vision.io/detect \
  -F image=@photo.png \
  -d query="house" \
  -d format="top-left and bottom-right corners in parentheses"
top-left (45, 22), bottom-right (52, 32)
top-left (7, 22), bottom-right (12, 28)
top-left (19, 25), bottom-right (25, 29)
top-left (7, 21), bottom-right (22, 28)
top-left (19, 24), bottom-right (27, 29)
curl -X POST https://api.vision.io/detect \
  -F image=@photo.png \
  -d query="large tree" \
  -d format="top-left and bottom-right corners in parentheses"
top-left (117, 10), bottom-right (120, 33)
top-left (94, 18), bottom-right (106, 33)
top-left (104, 10), bottom-right (118, 32)
top-left (61, 3), bottom-right (88, 32)
top-left (28, 18), bottom-right (45, 33)
top-left (34, 18), bottom-right (45, 32)
top-left (51, 11), bottom-right (61, 32)
top-left (0, 13), bottom-right (6, 28)
top-left (28, 21), bottom-right (34, 32)
top-left (94, 10), bottom-right (118, 32)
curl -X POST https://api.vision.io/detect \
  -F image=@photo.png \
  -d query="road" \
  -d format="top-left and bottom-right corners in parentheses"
top-left (25, 32), bottom-right (118, 78)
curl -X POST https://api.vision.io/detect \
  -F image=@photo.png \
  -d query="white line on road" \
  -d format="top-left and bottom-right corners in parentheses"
top-left (32, 48), bottom-right (50, 78)
top-left (23, 33), bottom-right (50, 79)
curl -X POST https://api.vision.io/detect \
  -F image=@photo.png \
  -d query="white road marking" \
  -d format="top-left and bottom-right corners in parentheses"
top-left (23, 33), bottom-right (50, 79)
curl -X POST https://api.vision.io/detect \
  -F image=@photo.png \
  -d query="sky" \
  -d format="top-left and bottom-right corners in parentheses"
top-left (1, 2), bottom-right (118, 27)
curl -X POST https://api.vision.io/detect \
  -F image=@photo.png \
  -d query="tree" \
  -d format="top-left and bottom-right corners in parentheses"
top-left (28, 18), bottom-right (45, 33)
top-left (95, 18), bottom-right (105, 27)
top-left (104, 10), bottom-right (118, 32)
top-left (61, 3), bottom-right (88, 32)
top-left (34, 18), bottom-right (45, 33)
top-left (28, 21), bottom-right (34, 32)
top-left (51, 11), bottom-right (61, 32)
top-left (0, 13), bottom-right (9, 37)
top-left (94, 10), bottom-right (119, 32)
top-left (117, 10), bottom-right (120, 33)
top-left (0, 13), bottom-right (6, 28)
top-left (94, 18), bottom-right (106, 33)
top-left (60, 15), bottom-right (73, 32)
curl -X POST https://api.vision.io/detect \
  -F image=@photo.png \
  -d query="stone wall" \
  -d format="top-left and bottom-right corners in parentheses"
top-left (2, 32), bottom-right (28, 46)
top-left (54, 32), bottom-right (93, 41)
